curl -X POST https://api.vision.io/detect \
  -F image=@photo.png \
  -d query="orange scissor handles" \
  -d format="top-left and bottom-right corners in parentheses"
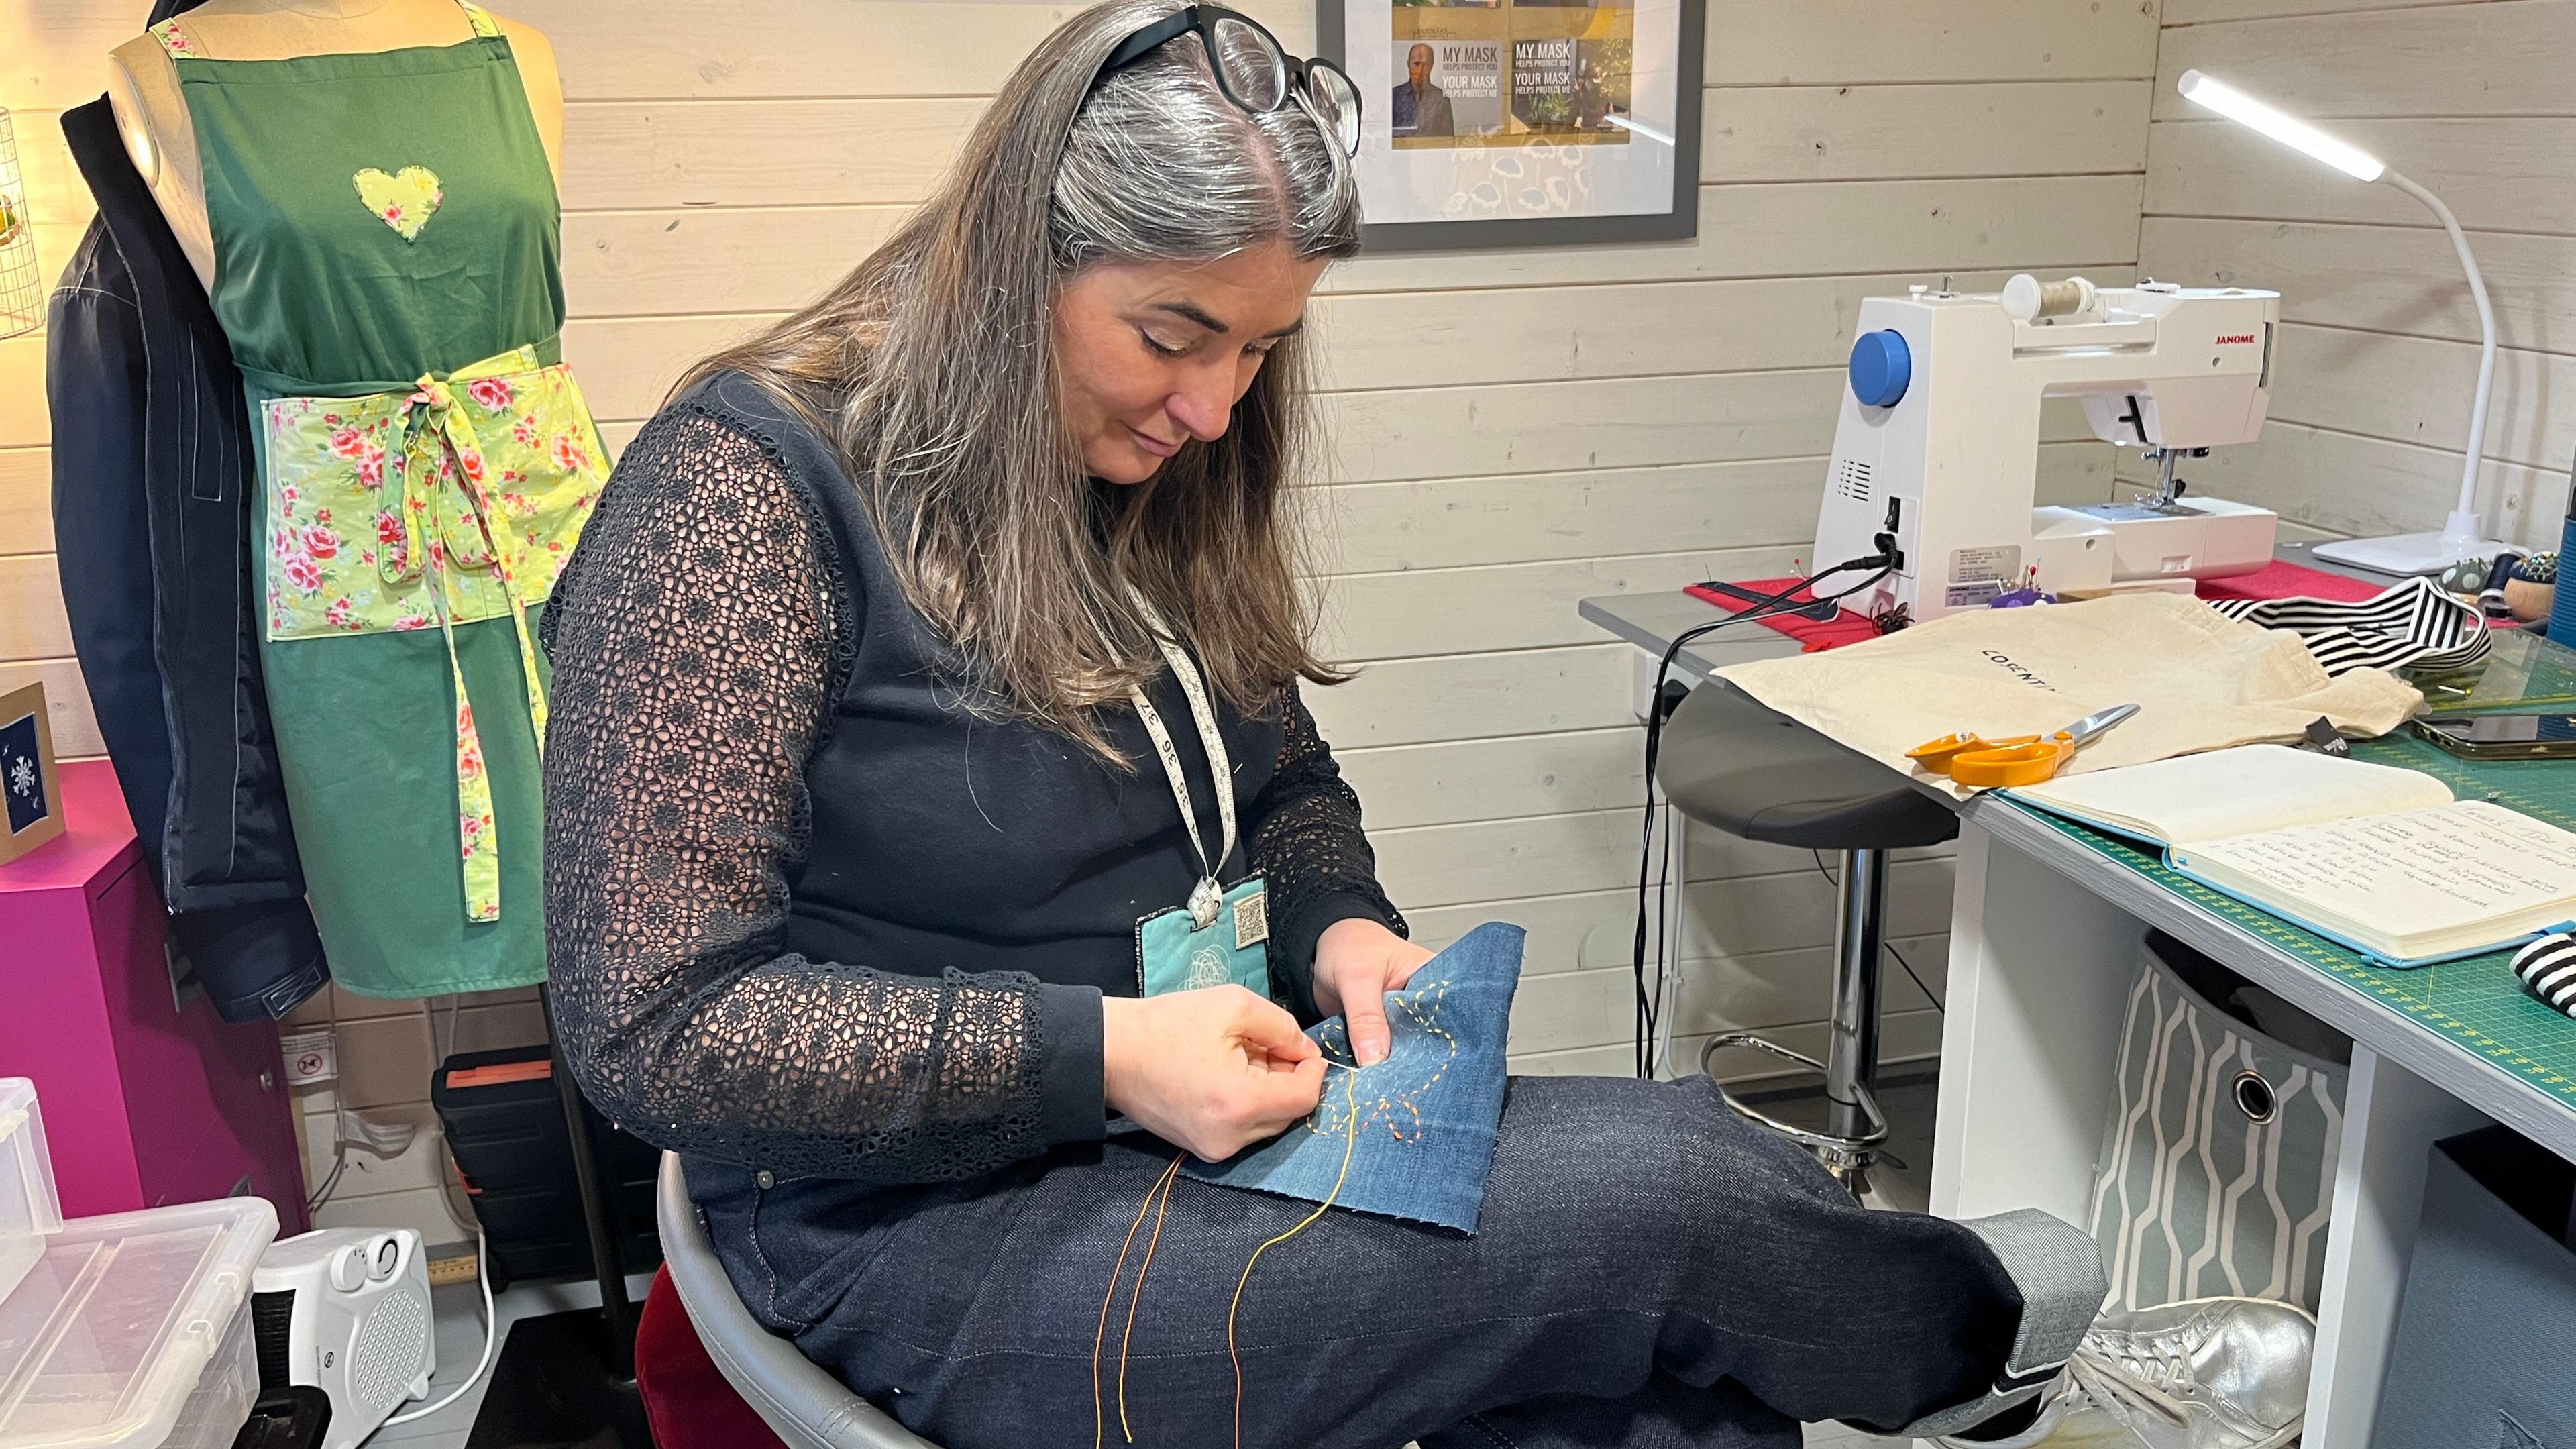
top-left (1947, 737), bottom-right (2082, 787)
top-left (1907, 731), bottom-right (2041, 775)
top-left (1908, 704), bottom-right (2141, 787)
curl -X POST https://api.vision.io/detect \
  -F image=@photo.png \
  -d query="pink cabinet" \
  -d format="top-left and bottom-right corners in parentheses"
top-left (0, 759), bottom-right (307, 1229)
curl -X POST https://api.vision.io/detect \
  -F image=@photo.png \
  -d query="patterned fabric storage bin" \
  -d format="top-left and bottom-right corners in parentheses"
top-left (2087, 932), bottom-right (2351, 1312)
top-left (2371, 1127), bottom-right (2576, 1449)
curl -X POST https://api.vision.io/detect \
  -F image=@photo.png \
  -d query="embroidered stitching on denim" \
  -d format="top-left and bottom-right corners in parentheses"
top-left (1311, 979), bottom-right (1460, 1145)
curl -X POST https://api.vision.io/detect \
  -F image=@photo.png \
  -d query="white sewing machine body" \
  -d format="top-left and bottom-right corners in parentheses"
top-left (1811, 278), bottom-right (2283, 624)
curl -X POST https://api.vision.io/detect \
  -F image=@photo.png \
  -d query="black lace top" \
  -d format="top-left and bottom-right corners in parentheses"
top-left (540, 373), bottom-right (1405, 1185)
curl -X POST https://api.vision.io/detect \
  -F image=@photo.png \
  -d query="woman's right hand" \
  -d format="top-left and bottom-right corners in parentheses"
top-left (1101, 986), bottom-right (1325, 1162)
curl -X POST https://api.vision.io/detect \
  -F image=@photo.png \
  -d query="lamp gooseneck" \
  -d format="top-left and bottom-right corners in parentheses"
top-left (2383, 169), bottom-right (2499, 556)
top-left (2181, 68), bottom-right (2512, 566)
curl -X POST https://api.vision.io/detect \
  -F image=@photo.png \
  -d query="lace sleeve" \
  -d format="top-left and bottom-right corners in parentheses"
top-left (1246, 683), bottom-right (1407, 1020)
top-left (541, 407), bottom-right (1104, 1181)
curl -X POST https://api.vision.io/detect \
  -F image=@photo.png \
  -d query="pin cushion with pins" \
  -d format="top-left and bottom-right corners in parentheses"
top-left (1988, 566), bottom-right (2057, 609)
top-left (2440, 555), bottom-right (2495, 594)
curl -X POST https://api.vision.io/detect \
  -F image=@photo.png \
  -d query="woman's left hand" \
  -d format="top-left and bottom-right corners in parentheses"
top-left (1311, 918), bottom-right (1435, 1067)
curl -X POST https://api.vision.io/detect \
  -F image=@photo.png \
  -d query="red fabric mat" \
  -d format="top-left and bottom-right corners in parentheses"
top-left (1689, 561), bottom-right (2405, 653)
top-left (1684, 579), bottom-right (1881, 652)
top-left (2193, 560), bottom-right (2385, 604)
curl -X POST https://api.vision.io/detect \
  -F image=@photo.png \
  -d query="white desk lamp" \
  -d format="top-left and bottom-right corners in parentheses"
top-left (2178, 68), bottom-right (2510, 575)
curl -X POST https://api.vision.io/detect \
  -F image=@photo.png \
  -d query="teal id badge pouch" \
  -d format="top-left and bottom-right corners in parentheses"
top-left (1136, 876), bottom-right (1271, 998)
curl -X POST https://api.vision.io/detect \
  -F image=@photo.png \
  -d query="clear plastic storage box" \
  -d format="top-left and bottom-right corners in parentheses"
top-left (0, 1079), bottom-right (278, 1449)
top-left (0, 1079), bottom-right (62, 1309)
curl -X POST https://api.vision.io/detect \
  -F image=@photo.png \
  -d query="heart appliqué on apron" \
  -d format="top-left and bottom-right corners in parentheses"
top-left (352, 166), bottom-right (445, 241)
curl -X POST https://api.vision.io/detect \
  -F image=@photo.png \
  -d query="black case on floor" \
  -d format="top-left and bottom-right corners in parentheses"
top-left (430, 1045), bottom-right (663, 1289)
top-left (229, 1387), bottom-right (331, 1449)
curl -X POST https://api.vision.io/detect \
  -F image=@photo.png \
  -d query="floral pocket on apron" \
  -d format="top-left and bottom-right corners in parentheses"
top-left (260, 346), bottom-right (609, 923)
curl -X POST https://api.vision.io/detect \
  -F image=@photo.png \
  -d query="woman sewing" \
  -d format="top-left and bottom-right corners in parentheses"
top-left (542, 5), bottom-right (2096, 1445)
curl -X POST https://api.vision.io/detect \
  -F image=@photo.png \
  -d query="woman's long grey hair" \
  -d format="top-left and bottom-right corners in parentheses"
top-left (680, 1), bottom-right (1362, 761)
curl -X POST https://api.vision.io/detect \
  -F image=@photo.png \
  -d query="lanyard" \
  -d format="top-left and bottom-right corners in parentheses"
top-left (1126, 587), bottom-right (1236, 930)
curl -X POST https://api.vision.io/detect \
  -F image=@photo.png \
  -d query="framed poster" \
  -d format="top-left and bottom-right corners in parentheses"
top-left (0, 680), bottom-right (64, 865)
top-left (1319, 0), bottom-right (1704, 252)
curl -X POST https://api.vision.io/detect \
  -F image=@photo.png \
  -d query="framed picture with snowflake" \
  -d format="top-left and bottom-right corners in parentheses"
top-left (0, 681), bottom-right (63, 866)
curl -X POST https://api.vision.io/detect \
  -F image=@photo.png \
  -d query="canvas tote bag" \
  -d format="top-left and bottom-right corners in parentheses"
top-left (1715, 592), bottom-right (2422, 796)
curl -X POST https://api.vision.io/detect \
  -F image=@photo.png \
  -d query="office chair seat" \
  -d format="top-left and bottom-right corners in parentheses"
top-left (655, 1153), bottom-right (941, 1449)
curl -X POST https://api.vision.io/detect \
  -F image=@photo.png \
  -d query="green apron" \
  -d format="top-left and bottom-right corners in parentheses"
top-left (152, 3), bottom-right (605, 998)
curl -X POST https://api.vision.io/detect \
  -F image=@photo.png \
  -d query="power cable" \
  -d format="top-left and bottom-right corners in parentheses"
top-left (1631, 558), bottom-right (1896, 1077)
top-left (382, 1227), bottom-right (497, 1428)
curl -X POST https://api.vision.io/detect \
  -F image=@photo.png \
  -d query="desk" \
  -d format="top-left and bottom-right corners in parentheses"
top-left (1580, 574), bottom-right (2571, 1449)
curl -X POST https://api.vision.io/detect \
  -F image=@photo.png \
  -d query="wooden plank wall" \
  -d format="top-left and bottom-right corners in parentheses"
top-left (2135, 0), bottom-right (2576, 544)
top-left (2, 0), bottom-right (2155, 1244)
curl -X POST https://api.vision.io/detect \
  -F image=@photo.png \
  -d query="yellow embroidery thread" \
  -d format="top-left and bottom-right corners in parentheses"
top-left (1228, 1067), bottom-right (1360, 1449)
top-left (1116, 1163), bottom-right (1178, 1443)
top-left (1098, 1061), bottom-right (1368, 1447)
top-left (1311, 981), bottom-right (1457, 1145)
top-left (1093, 1154), bottom-right (1183, 1449)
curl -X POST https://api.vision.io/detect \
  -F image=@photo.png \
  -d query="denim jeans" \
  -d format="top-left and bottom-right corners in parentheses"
top-left (690, 1075), bottom-right (2094, 1449)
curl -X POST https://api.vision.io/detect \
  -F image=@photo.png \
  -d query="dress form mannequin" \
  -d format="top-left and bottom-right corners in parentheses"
top-left (105, 0), bottom-right (564, 292)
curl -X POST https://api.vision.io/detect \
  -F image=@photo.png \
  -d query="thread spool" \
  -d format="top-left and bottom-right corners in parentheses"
top-left (2001, 274), bottom-right (2098, 322)
top-left (2551, 526), bottom-right (2576, 644)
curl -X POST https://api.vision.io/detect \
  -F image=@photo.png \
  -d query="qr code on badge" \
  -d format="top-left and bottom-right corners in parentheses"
top-left (1234, 888), bottom-right (1269, 950)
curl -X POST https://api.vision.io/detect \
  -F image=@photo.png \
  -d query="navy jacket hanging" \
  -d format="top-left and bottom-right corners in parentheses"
top-left (48, 92), bottom-right (326, 1021)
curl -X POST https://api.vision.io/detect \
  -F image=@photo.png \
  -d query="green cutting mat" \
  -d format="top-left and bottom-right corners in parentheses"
top-left (2011, 729), bottom-right (2576, 1114)
top-left (2417, 628), bottom-right (2576, 715)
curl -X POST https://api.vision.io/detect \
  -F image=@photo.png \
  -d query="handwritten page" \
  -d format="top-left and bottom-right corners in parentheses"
top-left (2012, 744), bottom-right (2453, 845)
top-left (2176, 800), bottom-right (2576, 957)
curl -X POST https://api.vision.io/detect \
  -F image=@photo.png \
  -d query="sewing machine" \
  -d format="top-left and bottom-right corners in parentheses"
top-left (1810, 275), bottom-right (2283, 625)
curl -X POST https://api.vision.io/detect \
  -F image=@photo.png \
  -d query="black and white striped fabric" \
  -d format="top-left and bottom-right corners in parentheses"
top-left (2514, 932), bottom-right (2576, 1019)
top-left (2208, 576), bottom-right (2491, 676)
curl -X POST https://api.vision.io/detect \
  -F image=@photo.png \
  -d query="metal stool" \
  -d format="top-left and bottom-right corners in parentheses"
top-left (1654, 681), bottom-right (1960, 1197)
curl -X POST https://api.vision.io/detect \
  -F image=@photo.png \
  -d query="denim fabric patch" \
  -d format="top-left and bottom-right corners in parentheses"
top-left (1183, 920), bottom-right (1524, 1233)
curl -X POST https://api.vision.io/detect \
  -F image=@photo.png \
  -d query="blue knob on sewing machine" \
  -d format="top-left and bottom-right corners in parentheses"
top-left (1849, 329), bottom-right (1911, 408)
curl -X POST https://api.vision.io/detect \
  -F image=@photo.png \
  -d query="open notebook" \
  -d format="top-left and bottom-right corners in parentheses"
top-left (2006, 745), bottom-right (2576, 966)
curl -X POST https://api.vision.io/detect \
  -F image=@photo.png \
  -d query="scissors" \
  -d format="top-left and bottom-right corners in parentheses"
top-left (1907, 703), bottom-right (2141, 787)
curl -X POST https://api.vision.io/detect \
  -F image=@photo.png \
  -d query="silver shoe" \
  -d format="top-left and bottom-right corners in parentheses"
top-left (2048, 1297), bottom-right (2316, 1449)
